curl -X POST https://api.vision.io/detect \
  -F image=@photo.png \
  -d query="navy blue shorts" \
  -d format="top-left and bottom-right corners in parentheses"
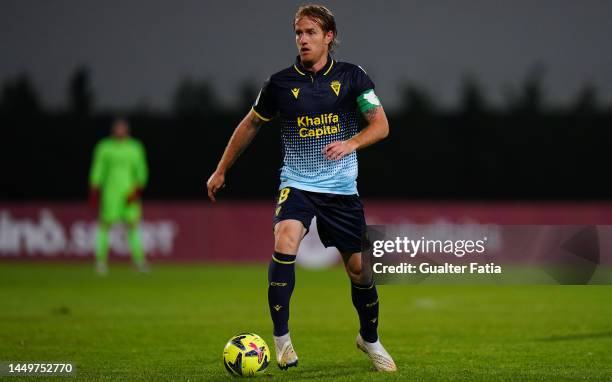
top-left (272, 187), bottom-right (366, 254)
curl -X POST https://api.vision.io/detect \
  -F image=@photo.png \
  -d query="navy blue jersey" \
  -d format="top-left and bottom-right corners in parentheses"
top-left (253, 56), bottom-right (376, 195)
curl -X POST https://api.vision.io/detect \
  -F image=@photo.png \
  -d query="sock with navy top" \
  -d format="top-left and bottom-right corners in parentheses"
top-left (351, 281), bottom-right (379, 343)
top-left (268, 252), bottom-right (296, 336)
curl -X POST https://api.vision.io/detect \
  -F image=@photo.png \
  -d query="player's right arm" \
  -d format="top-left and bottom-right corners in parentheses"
top-left (127, 141), bottom-right (149, 203)
top-left (206, 110), bottom-right (267, 202)
top-left (89, 141), bottom-right (106, 187)
top-left (88, 141), bottom-right (106, 211)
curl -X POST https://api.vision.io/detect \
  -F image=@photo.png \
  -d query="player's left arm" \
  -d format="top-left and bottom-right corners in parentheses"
top-left (323, 83), bottom-right (389, 160)
top-left (89, 141), bottom-right (106, 189)
top-left (134, 141), bottom-right (149, 189)
top-left (127, 141), bottom-right (148, 203)
top-left (88, 141), bottom-right (106, 211)
top-left (323, 91), bottom-right (389, 161)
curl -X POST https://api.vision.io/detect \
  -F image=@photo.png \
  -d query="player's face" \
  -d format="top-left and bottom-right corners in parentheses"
top-left (112, 120), bottom-right (130, 139)
top-left (294, 17), bottom-right (332, 67)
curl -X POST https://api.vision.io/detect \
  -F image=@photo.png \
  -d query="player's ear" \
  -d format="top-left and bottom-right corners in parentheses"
top-left (324, 30), bottom-right (333, 45)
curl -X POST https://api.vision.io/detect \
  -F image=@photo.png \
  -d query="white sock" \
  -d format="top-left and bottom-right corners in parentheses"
top-left (274, 332), bottom-right (291, 345)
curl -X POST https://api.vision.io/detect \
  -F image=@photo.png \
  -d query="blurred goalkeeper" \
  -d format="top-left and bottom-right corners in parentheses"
top-left (89, 118), bottom-right (149, 274)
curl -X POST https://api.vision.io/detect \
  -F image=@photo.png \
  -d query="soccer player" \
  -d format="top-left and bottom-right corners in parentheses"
top-left (206, 5), bottom-right (396, 372)
top-left (89, 118), bottom-right (149, 275)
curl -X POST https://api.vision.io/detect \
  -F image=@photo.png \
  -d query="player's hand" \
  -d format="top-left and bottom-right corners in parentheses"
top-left (89, 187), bottom-right (100, 213)
top-left (322, 140), bottom-right (358, 160)
top-left (206, 171), bottom-right (226, 202)
top-left (126, 187), bottom-right (142, 204)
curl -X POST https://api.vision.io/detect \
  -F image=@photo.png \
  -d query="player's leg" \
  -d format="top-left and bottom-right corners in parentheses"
top-left (316, 194), bottom-right (396, 371)
top-left (270, 219), bottom-right (305, 335)
top-left (341, 252), bottom-right (380, 343)
top-left (127, 222), bottom-right (147, 270)
top-left (314, 195), bottom-right (379, 339)
top-left (94, 221), bottom-right (110, 275)
top-left (341, 251), bottom-right (395, 371)
top-left (270, 187), bottom-right (313, 370)
top-left (95, 193), bottom-right (121, 275)
top-left (270, 219), bottom-right (305, 370)
top-left (124, 202), bottom-right (147, 271)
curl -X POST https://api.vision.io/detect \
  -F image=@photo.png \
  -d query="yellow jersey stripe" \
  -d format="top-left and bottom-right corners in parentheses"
top-left (323, 60), bottom-right (335, 76)
top-left (251, 107), bottom-right (272, 121)
top-left (272, 254), bottom-right (296, 264)
top-left (293, 64), bottom-right (306, 76)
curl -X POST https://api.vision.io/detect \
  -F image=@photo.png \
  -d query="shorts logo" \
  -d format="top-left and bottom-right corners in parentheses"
top-left (291, 88), bottom-right (300, 99)
top-left (273, 305), bottom-right (283, 311)
top-left (330, 80), bottom-right (341, 96)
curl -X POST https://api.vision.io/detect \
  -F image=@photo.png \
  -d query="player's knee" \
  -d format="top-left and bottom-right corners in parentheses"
top-left (274, 223), bottom-right (303, 254)
top-left (345, 260), bottom-right (363, 283)
top-left (347, 268), bottom-right (362, 283)
top-left (274, 233), bottom-right (300, 254)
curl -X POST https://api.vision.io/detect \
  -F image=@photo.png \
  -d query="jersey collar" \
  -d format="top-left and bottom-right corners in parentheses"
top-left (293, 55), bottom-right (335, 77)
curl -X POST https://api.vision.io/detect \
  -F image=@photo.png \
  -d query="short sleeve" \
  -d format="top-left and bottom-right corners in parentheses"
top-left (352, 66), bottom-right (376, 97)
top-left (252, 78), bottom-right (277, 121)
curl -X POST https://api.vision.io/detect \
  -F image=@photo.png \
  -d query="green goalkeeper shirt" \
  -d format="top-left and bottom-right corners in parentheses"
top-left (89, 137), bottom-right (148, 198)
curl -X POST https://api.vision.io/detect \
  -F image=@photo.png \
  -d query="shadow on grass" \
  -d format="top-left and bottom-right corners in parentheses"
top-left (537, 331), bottom-right (612, 342)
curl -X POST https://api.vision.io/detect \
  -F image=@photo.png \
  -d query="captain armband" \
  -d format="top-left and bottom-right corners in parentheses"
top-left (357, 89), bottom-right (382, 113)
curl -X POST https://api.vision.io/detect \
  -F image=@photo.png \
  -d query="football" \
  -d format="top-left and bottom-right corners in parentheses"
top-left (222, 333), bottom-right (270, 376)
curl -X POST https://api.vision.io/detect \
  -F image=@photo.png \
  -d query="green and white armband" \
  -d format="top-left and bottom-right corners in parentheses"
top-left (357, 89), bottom-right (381, 113)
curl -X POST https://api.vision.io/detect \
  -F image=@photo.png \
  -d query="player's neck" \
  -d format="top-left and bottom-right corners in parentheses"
top-left (301, 53), bottom-right (329, 74)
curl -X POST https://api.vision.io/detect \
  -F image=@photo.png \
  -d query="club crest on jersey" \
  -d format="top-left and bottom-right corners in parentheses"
top-left (330, 80), bottom-right (341, 96)
top-left (291, 88), bottom-right (300, 99)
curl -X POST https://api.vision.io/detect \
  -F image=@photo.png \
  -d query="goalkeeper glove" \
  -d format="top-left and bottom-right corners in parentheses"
top-left (89, 187), bottom-right (100, 212)
top-left (126, 187), bottom-right (143, 203)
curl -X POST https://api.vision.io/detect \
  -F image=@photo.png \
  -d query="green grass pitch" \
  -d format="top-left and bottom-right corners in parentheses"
top-left (1, 263), bottom-right (611, 381)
